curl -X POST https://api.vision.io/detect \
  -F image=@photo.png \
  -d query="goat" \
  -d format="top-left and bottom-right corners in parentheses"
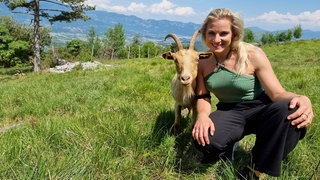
top-left (162, 30), bottom-right (212, 135)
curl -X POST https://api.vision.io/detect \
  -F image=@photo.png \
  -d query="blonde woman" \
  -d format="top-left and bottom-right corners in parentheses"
top-left (192, 8), bottom-right (313, 179)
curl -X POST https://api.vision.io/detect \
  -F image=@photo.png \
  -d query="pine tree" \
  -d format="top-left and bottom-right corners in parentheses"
top-left (0, 0), bottom-right (95, 71)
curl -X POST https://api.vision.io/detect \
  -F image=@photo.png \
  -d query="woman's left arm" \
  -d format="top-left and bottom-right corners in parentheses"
top-left (250, 48), bottom-right (314, 128)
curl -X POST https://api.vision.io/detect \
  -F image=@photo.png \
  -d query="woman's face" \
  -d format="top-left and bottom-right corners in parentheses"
top-left (205, 18), bottom-right (233, 53)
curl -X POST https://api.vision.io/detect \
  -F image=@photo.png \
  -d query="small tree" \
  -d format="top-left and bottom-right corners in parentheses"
top-left (276, 32), bottom-right (287, 42)
top-left (260, 32), bottom-right (276, 45)
top-left (132, 34), bottom-right (142, 46)
top-left (141, 41), bottom-right (162, 58)
top-left (293, 24), bottom-right (303, 39)
top-left (130, 44), bottom-right (140, 59)
top-left (87, 27), bottom-right (101, 61)
top-left (243, 28), bottom-right (255, 43)
top-left (129, 34), bottom-right (142, 59)
top-left (286, 29), bottom-right (293, 42)
top-left (66, 39), bottom-right (82, 58)
top-left (102, 23), bottom-right (126, 59)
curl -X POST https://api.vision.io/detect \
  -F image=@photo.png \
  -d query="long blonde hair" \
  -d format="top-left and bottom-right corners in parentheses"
top-left (201, 8), bottom-right (254, 74)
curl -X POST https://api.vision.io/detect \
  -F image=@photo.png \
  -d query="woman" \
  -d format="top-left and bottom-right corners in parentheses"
top-left (192, 8), bottom-right (313, 179)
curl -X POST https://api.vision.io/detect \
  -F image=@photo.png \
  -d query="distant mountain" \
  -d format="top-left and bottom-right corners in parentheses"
top-left (299, 30), bottom-right (320, 39)
top-left (1, 4), bottom-right (319, 45)
top-left (49, 10), bottom-right (201, 45)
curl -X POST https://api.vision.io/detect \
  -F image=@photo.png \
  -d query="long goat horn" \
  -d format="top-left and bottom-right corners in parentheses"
top-left (165, 34), bottom-right (183, 51)
top-left (189, 30), bottom-right (200, 50)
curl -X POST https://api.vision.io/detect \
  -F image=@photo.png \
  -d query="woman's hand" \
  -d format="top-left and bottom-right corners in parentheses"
top-left (287, 95), bottom-right (314, 129)
top-left (192, 114), bottom-right (215, 146)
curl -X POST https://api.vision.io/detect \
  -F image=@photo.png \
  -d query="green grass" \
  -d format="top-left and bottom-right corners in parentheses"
top-left (0, 39), bottom-right (319, 179)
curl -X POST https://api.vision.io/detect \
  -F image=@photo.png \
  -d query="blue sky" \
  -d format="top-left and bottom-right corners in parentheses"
top-left (85, 0), bottom-right (320, 31)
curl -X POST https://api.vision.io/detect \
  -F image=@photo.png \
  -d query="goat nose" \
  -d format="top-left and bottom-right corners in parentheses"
top-left (181, 76), bottom-right (190, 81)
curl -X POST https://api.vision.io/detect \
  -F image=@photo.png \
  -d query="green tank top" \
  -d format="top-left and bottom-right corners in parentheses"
top-left (205, 65), bottom-right (264, 103)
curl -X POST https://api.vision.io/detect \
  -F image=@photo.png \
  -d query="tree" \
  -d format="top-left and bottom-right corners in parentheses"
top-left (102, 23), bottom-right (125, 59)
top-left (276, 32), bottom-right (287, 42)
top-left (0, 0), bottom-right (95, 72)
top-left (0, 16), bottom-right (51, 59)
top-left (286, 29), bottom-right (293, 41)
top-left (0, 24), bottom-right (31, 67)
top-left (141, 41), bottom-right (162, 58)
top-left (293, 24), bottom-right (303, 39)
top-left (66, 39), bottom-right (81, 57)
top-left (132, 34), bottom-right (142, 46)
top-left (0, 24), bottom-right (14, 67)
top-left (129, 44), bottom-right (140, 59)
top-left (243, 28), bottom-right (255, 43)
top-left (129, 34), bottom-right (142, 58)
top-left (260, 32), bottom-right (276, 45)
top-left (9, 40), bottom-right (31, 65)
top-left (86, 27), bottom-right (101, 61)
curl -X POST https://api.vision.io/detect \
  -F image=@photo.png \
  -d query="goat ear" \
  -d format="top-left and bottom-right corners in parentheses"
top-left (199, 52), bottom-right (213, 59)
top-left (162, 52), bottom-right (175, 60)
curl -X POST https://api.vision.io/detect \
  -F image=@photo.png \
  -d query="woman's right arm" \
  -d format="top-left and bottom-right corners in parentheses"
top-left (192, 61), bottom-right (215, 146)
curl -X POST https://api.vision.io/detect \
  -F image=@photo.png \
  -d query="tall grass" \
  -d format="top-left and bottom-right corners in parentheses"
top-left (0, 39), bottom-right (319, 179)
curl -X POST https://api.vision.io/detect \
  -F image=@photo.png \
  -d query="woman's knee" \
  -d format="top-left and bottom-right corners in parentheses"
top-left (194, 136), bottom-right (233, 155)
top-left (269, 99), bottom-right (297, 118)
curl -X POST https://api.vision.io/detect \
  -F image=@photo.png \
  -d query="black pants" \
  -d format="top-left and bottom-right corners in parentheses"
top-left (194, 93), bottom-right (306, 177)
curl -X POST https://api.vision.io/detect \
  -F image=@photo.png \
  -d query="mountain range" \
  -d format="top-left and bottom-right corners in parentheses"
top-left (1, 4), bottom-right (319, 46)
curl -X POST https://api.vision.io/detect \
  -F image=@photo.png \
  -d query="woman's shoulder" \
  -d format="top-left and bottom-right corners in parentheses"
top-left (199, 56), bottom-right (214, 68)
top-left (198, 55), bottom-right (215, 75)
top-left (243, 43), bottom-right (270, 69)
top-left (239, 42), bottom-right (264, 60)
top-left (241, 42), bottom-right (261, 52)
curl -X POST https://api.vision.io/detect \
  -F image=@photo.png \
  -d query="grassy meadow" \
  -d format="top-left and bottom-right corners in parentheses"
top-left (0, 39), bottom-right (319, 179)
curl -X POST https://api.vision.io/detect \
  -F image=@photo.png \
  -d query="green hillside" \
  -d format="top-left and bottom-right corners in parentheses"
top-left (0, 39), bottom-right (319, 179)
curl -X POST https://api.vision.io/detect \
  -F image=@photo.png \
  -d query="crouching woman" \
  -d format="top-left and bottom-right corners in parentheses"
top-left (192, 8), bottom-right (314, 179)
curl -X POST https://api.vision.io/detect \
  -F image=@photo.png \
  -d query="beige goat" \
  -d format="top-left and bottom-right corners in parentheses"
top-left (162, 30), bottom-right (212, 135)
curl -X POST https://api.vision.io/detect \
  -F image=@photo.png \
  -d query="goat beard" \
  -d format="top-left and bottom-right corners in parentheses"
top-left (182, 87), bottom-right (195, 106)
top-left (171, 81), bottom-right (195, 107)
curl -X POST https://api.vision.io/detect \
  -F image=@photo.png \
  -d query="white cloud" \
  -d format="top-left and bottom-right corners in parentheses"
top-left (128, 2), bottom-right (146, 12)
top-left (247, 10), bottom-right (320, 30)
top-left (150, 0), bottom-right (195, 16)
top-left (174, 7), bottom-right (195, 16)
top-left (104, 2), bottom-right (146, 13)
top-left (85, 0), bottom-right (111, 10)
top-left (150, 0), bottom-right (174, 13)
top-left (108, 5), bottom-right (127, 13)
top-left (86, 0), bottom-right (195, 18)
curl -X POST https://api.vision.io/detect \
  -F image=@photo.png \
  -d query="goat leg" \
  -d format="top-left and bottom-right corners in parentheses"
top-left (170, 103), bottom-right (182, 135)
